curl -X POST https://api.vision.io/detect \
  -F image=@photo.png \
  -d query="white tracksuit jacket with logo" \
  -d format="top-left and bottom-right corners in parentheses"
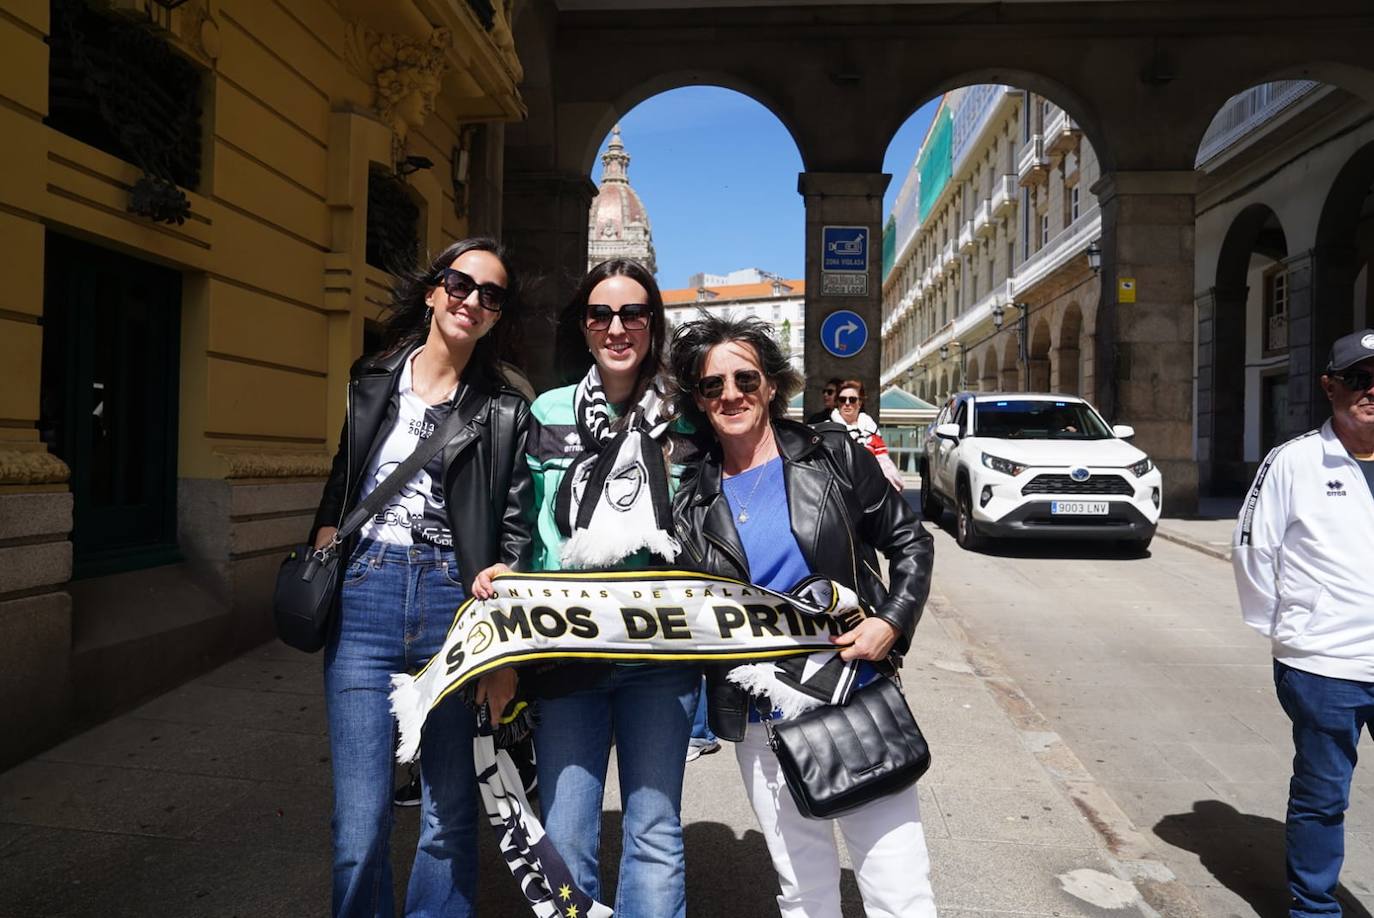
top-left (1233, 420), bottom-right (1374, 681)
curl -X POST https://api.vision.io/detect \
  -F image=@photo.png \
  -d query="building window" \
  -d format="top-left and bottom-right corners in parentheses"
top-left (1264, 267), bottom-right (1289, 354)
top-left (1039, 214), bottom-right (1050, 249)
top-left (367, 166), bottom-right (422, 273)
top-left (1070, 185), bottom-right (1081, 221)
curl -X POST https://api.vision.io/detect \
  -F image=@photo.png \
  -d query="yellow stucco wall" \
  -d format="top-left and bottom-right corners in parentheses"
top-left (0, 0), bottom-right (523, 485)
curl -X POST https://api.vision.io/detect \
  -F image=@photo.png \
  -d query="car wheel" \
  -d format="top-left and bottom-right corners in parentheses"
top-left (920, 463), bottom-right (941, 521)
top-left (956, 484), bottom-right (986, 552)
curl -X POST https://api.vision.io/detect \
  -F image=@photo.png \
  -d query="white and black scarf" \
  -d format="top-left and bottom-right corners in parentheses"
top-left (725, 576), bottom-right (868, 719)
top-left (554, 367), bottom-right (679, 568)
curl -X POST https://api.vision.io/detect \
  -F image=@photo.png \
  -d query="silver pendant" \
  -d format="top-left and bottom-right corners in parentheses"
top-left (737, 510), bottom-right (750, 523)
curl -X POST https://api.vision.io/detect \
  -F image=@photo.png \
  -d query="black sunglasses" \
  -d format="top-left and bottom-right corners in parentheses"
top-left (1334, 369), bottom-right (1374, 392)
top-left (695, 370), bottom-right (763, 399)
top-left (822, 387), bottom-right (836, 396)
top-left (837, 395), bottom-right (861, 405)
top-left (438, 268), bottom-right (507, 312)
top-left (585, 303), bottom-right (652, 332)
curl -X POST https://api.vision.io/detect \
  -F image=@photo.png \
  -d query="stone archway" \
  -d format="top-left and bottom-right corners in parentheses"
top-left (1053, 303), bottom-right (1084, 396)
top-left (981, 344), bottom-right (1000, 391)
top-left (1027, 315), bottom-right (1052, 391)
top-left (966, 353), bottom-right (981, 393)
top-left (999, 336), bottom-right (1019, 391)
top-left (1311, 139), bottom-right (1374, 386)
top-left (1200, 203), bottom-right (1289, 496)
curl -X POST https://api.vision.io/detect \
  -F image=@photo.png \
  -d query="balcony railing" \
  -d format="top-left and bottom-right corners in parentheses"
top-left (958, 220), bottom-right (976, 254)
top-left (1195, 80), bottom-right (1321, 166)
top-left (973, 199), bottom-right (994, 238)
top-left (1044, 109), bottom-right (1081, 157)
top-left (990, 174), bottom-right (1017, 218)
top-left (1017, 134), bottom-right (1048, 187)
top-left (941, 238), bottom-right (959, 271)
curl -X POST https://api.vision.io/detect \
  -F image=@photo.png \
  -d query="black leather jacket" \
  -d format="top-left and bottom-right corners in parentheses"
top-left (310, 347), bottom-right (535, 591)
top-left (672, 419), bottom-right (934, 741)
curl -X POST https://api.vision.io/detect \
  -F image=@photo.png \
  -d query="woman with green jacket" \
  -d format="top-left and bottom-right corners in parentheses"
top-left (473, 258), bottom-right (697, 918)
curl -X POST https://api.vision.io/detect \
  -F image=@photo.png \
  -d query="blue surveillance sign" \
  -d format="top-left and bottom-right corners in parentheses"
top-left (822, 226), bottom-right (869, 272)
top-left (820, 310), bottom-right (868, 358)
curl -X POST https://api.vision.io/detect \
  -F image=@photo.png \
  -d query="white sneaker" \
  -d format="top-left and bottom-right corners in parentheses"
top-left (685, 739), bottom-right (721, 763)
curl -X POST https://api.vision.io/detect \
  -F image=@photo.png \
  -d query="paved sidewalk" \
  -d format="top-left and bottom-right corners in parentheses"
top-left (1154, 518), bottom-right (1235, 562)
top-left (0, 591), bottom-right (1179, 917)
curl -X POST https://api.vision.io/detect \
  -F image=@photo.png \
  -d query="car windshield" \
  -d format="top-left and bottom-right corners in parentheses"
top-left (973, 399), bottom-right (1114, 440)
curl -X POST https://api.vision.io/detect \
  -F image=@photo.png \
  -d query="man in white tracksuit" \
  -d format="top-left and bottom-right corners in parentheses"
top-left (1233, 328), bottom-right (1374, 917)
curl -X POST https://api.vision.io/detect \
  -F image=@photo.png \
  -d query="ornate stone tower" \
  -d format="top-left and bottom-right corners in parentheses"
top-left (586, 125), bottom-right (658, 274)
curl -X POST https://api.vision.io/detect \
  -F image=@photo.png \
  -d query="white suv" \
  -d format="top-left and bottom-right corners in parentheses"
top-left (920, 392), bottom-right (1162, 552)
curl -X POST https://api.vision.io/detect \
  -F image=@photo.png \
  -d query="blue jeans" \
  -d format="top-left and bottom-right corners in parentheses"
top-left (1274, 660), bottom-right (1374, 917)
top-left (325, 540), bottom-right (480, 918)
top-left (533, 665), bottom-right (699, 918)
top-left (690, 678), bottom-right (716, 743)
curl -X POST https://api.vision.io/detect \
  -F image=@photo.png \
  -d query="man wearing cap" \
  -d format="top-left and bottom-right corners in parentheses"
top-left (1234, 328), bottom-right (1374, 917)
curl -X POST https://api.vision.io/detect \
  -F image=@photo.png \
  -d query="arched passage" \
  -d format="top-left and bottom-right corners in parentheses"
top-left (1199, 204), bottom-right (1289, 496)
top-left (980, 344), bottom-right (999, 391)
top-left (1054, 303), bottom-right (1084, 396)
top-left (966, 353), bottom-right (981, 393)
top-left (1314, 138), bottom-right (1374, 343)
top-left (1027, 316), bottom-right (1052, 391)
top-left (1000, 336), bottom-right (1019, 391)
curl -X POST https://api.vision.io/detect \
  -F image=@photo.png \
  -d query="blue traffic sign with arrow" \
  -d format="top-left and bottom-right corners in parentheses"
top-left (820, 310), bottom-right (867, 358)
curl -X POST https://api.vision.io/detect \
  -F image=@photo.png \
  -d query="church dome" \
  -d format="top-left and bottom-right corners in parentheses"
top-left (587, 126), bottom-right (658, 275)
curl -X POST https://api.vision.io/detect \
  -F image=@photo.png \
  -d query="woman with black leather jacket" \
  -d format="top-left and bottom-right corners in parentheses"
top-left (668, 313), bottom-right (937, 918)
top-left (309, 237), bottom-right (534, 918)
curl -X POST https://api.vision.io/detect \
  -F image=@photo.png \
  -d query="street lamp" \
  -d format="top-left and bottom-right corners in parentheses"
top-left (1086, 239), bottom-right (1102, 274)
top-left (991, 304), bottom-right (1005, 329)
top-left (939, 343), bottom-right (950, 360)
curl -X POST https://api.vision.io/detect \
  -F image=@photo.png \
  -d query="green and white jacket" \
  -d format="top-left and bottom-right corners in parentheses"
top-left (525, 383), bottom-right (697, 572)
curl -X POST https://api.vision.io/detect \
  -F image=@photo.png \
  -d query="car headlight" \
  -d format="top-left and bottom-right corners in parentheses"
top-left (981, 452), bottom-right (1027, 476)
top-left (1127, 457), bottom-right (1154, 477)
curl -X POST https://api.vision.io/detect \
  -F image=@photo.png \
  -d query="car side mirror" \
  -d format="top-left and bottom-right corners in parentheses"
top-left (935, 422), bottom-right (962, 441)
top-left (1112, 424), bottom-right (1135, 439)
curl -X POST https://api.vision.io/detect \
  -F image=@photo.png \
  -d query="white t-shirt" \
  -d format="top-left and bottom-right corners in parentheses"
top-left (356, 348), bottom-right (458, 548)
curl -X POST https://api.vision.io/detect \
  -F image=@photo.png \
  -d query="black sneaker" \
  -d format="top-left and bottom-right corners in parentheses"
top-left (393, 767), bottom-right (421, 807)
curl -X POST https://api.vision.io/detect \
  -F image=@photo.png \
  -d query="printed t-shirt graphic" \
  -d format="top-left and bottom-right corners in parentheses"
top-left (357, 349), bottom-right (456, 547)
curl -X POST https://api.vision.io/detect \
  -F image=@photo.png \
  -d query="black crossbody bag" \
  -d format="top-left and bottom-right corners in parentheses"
top-left (273, 396), bottom-right (472, 652)
top-left (759, 673), bottom-right (930, 819)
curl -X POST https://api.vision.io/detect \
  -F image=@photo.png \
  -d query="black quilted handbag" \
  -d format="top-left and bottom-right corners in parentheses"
top-left (762, 675), bottom-right (931, 819)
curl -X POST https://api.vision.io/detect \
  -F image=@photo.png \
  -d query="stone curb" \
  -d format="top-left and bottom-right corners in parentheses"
top-left (1154, 526), bottom-right (1232, 562)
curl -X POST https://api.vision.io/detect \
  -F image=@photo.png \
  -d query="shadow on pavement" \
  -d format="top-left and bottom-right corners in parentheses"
top-left (1154, 800), bottom-right (1372, 918)
top-left (402, 805), bottom-right (863, 916)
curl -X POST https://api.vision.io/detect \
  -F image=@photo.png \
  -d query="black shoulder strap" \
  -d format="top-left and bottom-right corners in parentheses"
top-left (334, 387), bottom-right (475, 541)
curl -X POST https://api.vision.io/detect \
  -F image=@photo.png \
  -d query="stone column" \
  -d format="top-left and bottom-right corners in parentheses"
top-left (799, 173), bottom-right (890, 420)
top-left (502, 171), bottom-right (597, 393)
top-left (1194, 285), bottom-right (1247, 496)
top-left (1091, 171), bottom-right (1198, 515)
top-left (1026, 358), bottom-right (1050, 391)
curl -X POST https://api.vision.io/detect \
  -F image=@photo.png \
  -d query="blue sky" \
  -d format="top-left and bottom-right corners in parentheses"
top-left (591, 86), bottom-right (940, 290)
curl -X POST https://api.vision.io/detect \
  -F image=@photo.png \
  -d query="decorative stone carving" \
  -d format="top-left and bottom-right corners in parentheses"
top-left (217, 450), bottom-right (333, 480)
top-left (0, 450), bottom-right (71, 486)
top-left (345, 25), bottom-right (452, 165)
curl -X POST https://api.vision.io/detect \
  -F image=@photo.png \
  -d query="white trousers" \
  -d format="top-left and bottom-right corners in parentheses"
top-left (736, 723), bottom-right (938, 918)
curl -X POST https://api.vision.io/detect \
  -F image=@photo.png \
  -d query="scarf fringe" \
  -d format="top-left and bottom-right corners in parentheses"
top-left (390, 672), bottom-right (425, 763)
top-left (560, 526), bottom-right (680, 569)
top-left (727, 661), bottom-right (825, 720)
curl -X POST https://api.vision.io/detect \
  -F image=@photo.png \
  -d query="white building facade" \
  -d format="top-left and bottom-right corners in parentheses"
top-left (662, 277), bottom-right (806, 374)
top-left (881, 86), bottom-right (1103, 409)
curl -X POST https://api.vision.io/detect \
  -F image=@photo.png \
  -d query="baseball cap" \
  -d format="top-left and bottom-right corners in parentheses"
top-left (1326, 328), bottom-right (1374, 373)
